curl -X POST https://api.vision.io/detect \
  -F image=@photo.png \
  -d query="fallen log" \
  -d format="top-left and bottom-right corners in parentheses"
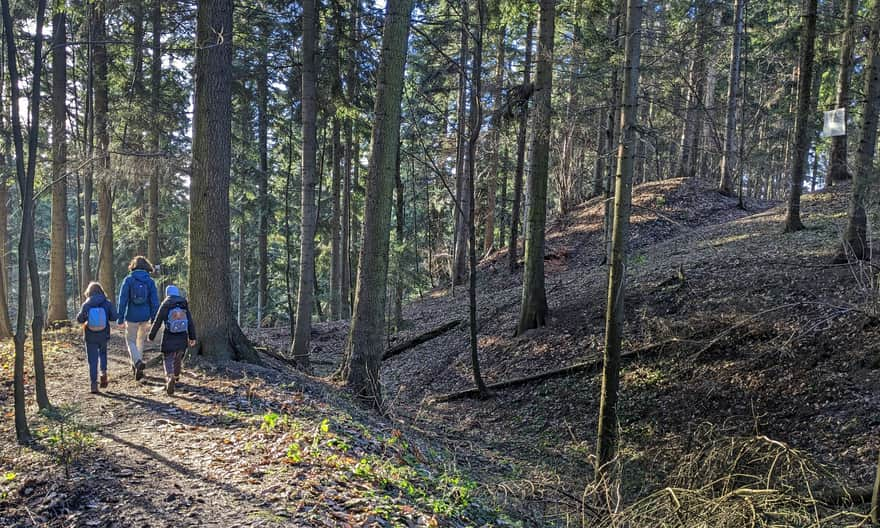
top-left (430, 339), bottom-right (682, 404)
top-left (382, 319), bottom-right (462, 361)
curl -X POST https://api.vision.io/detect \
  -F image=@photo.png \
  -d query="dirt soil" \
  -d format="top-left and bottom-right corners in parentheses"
top-left (250, 179), bottom-right (880, 524)
top-left (1, 331), bottom-right (516, 527)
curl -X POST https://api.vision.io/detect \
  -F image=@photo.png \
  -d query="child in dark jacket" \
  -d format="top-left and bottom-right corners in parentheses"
top-left (148, 285), bottom-right (196, 395)
top-left (76, 282), bottom-right (118, 394)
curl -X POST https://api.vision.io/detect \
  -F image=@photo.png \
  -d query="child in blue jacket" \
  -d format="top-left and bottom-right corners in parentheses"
top-left (76, 282), bottom-right (118, 394)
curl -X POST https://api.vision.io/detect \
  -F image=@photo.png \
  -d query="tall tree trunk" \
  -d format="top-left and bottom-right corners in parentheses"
top-left (94, 0), bottom-right (114, 295)
top-left (330, 116), bottom-right (343, 320)
top-left (290, 0), bottom-right (319, 370)
top-left (675, 0), bottom-right (708, 179)
top-left (596, 0), bottom-right (642, 477)
top-left (3, 0), bottom-right (50, 437)
top-left (256, 22), bottom-right (270, 327)
top-left (0, 23), bottom-right (12, 339)
top-left (508, 19), bottom-right (533, 272)
top-left (829, 0), bottom-right (858, 183)
top-left (341, 0), bottom-right (358, 320)
top-left (468, 0), bottom-right (488, 396)
top-left (339, 0), bottom-right (414, 407)
top-left (48, 6), bottom-right (69, 324)
top-left (451, 0), bottom-right (471, 286)
top-left (516, 0), bottom-right (554, 335)
top-left (393, 147), bottom-right (405, 329)
top-left (147, 0), bottom-right (161, 266)
top-left (838, 0), bottom-right (880, 261)
top-left (719, 0), bottom-right (745, 195)
top-left (189, 0), bottom-right (257, 362)
top-left (783, 0), bottom-right (818, 233)
top-left (0, 178), bottom-right (11, 338)
top-left (484, 25), bottom-right (505, 252)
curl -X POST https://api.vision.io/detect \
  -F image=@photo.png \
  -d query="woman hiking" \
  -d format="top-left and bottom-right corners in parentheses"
top-left (116, 256), bottom-right (160, 380)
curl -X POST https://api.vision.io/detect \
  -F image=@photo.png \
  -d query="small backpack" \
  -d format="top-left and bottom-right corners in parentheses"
top-left (130, 278), bottom-right (149, 306)
top-left (167, 306), bottom-right (188, 334)
top-left (87, 306), bottom-right (108, 332)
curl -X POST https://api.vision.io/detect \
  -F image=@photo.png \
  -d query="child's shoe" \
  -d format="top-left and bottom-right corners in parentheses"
top-left (135, 361), bottom-right (145, 381)
top-left (165, 377), bottom-right (175, 396)
top-left (99, 372), bottom-right (109, 388)
top-left (90, 382), bottom-right (99, 394)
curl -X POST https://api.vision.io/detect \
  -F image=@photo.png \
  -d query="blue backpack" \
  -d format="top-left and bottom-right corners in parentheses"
top-left (87, 306), bottom-right (108, 332)
top-left (167, 307), bottom-right (188, 334)
top-left (130, 278), bottom-right (149, 306)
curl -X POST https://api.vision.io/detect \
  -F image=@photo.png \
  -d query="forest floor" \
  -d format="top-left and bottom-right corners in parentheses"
top-left (252, 178), bottom-right (880, 525)
top-left (0, 331), bottom-right (516, 527)
top-left (3, 178), bottom-right (879, 527)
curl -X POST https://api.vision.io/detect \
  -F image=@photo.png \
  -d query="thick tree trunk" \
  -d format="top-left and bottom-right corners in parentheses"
top-left (783, 0), bottom-right (817, 233)
top-left (189, 0), bottom-right (257, 362)
top-left (508, 19), bottom-right (533, 273)
top-left (94, 1), bottom-right (114, 296)
top-left (719, 0), bottom-right (745, 196)
top-left (147, 0), bottom-right (161, 266)
top-left (339, 0), bottom-right (414, 407)
top-left (839, 0), bottom-right (880, 261)
top-left (290, 0), bottom-right (319, 369)
top-left (48, 8), bottom-right (68, 324)
top-left (484, 26), bottom-right (505, 252)
top-left (516, 0), bottom-right (554, 335)
top-left (257, 23), bottom-right (270, 326)
top-left (451, 0), bottom-right (470, 286)
top-left (596, 0), bottom-right (641, 477)
top-left (829, 0), bottom-right (858, 184)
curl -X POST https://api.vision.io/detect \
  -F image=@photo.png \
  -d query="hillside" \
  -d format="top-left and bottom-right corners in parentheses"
top-left (253, 178), bottom-right (879, 524)
top-left (3, 178), bottom-right (878, 527)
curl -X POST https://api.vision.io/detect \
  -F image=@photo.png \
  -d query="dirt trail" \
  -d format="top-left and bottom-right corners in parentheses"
top-left (2, 330), bottom-right (507, 527)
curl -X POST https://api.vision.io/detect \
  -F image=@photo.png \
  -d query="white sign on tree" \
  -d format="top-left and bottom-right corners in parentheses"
top-left (822, 108), bottom-right (846, 137)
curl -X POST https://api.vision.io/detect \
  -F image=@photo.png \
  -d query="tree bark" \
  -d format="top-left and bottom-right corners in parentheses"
top-left (48, 6), bottom-right (69, 324)
top-left (783, 0), bottom-right (817, 233)
top-left (339, 0), bottom-right (414, 407)
top-left (189, 0), bottom-right (257, 362)
top-left (290, 0), bottom-right (319, 370)
top-left (451, 0), bottom-right (471, 286)
top-left (719, 0), bottom-right (745, 196)
top-left (516, 0), bottom-right (554, 335)
top-left (838, 0), bottom-right (880, 261)
top-left (94, 0), bottom-right (114, 295)
top-left (829, 0), bottom-right (858, 184)
top-left (0, 24), bottom-right (15, 339)
top-left (147, 0), bottom-right (161, 266)
top-left (596, 0), bottom-right (642, 477)
top-left (331, 116), bottom-right (343, 320)
top-left (3, 0), bottom-right (51, 438)
top-left (467, 0), bottom-right (488, 397)
top-left (508, 19), bottom-right (533, 273)
top-left (484, 26), bottom-right (505, 253)
top-left (257, 21), bottom-right (270, 326)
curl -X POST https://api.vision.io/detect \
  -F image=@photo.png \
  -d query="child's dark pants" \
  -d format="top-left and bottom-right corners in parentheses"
top-left (86, 342), bottom-right (108, 384)
top-left (163, 350), bottom-right (184, 379)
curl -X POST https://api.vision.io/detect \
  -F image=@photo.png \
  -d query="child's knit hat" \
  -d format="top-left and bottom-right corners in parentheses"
top-left (166, 285), bottom-right (181, 297)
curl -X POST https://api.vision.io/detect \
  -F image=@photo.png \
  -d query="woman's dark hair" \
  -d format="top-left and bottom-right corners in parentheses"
top-left (129, 255), bottom-right (154, 273)
top-left (84, 282), bottom-right (105, 299)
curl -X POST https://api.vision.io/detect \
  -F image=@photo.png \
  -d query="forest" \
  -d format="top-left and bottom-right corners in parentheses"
top-left (2, 0), bottom-right (880, 525)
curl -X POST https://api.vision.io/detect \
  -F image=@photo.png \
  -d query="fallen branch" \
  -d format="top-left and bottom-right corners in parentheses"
top-left (383, 319), bottom-right (462, 361)
top-left (430, 339), bottom-right (683, 404)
